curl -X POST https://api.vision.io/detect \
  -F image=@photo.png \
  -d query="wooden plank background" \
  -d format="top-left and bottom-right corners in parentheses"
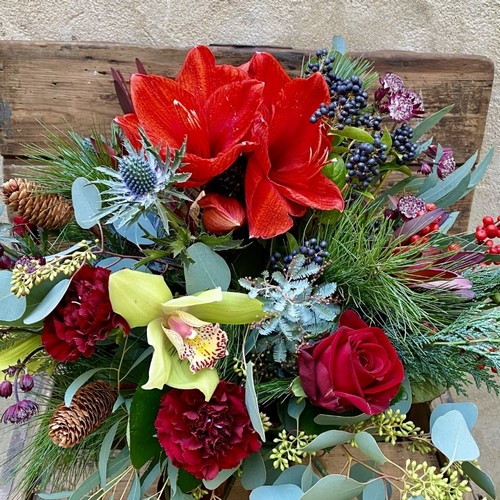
top-left (0, 41), bottom-right (494, 233)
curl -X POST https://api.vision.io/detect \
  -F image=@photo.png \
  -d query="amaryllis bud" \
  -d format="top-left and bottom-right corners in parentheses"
top-left (198, 193), bottom-right (246, 235)
top-left (0, 380), bottom-right (13, 398)
top-left (19, 373), bottom-right (34, 392)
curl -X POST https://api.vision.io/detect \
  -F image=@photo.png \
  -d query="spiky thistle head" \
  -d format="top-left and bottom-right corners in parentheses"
top-left (96, 132), bottom-right (191, 229)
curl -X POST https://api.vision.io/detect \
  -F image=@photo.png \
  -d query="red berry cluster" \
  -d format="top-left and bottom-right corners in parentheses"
top-left (408, 203), bottom-right (441, 245)
top-left (475, 215), bottom-right (500, 264)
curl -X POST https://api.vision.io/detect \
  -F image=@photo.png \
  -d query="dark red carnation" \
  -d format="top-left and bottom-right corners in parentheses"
top-left (298, 310), bottom-right (404, 415)
top-left (155, 381), bottom-right (261, 480)
top-left (42, 265), bottom-right (129, 361)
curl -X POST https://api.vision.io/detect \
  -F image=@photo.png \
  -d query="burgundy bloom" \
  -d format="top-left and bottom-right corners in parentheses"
top-left (42, 265), bottom-right (129, 362)
top-left (298, 310), bottom-right (405, 415)
top-left (155, 381), bottom-right (261, 480)
top-left (2, 400), bottom-right (38, 424)
top-left (0, 380), bottom-right (13, 398)
top-left (387, 90), bottom-right (424, 122)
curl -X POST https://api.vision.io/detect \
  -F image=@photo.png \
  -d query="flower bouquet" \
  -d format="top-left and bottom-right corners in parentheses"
top-left (0, 39), bottom-right (499, 500)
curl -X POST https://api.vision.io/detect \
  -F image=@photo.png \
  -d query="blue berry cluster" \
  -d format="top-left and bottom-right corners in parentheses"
top-left (389, 123), bottom-right (418, 164)
top-left (345, 136), bottom-right (388, 189)
top-left (355, 112), bottom-right (383, 131)
top-left (270, 239), bottom-right (329, 270)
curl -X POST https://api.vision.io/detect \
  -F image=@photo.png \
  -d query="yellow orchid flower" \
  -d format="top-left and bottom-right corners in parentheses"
top-left (108, 269), bottom-right (264, 400)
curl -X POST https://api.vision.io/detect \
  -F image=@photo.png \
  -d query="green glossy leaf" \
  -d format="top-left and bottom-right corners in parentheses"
top-left (291, 377), bottom-right (306, 398)
top-left (0, 271), bottom-right (26, 321)
top-left (430, 402), bottom-right (478, 431)
top-left (287, 398), bottom-right (306, 422)
top-left (72, 177), bottom-right (102, 229)
top-left (98, 421), bottom-right (119, 488)
top-left (411, 379), bottom-right (448, 404)
top-left (64, 368), bottom-right (103, 407)
top-left (314, 412), bottom-right (370, 426)
top-left (354, 432), bottom-right (387, 465)
top-left (203, 466), bottom-right (239, 490)
top-left (302, 429), bottom-right (353, 452)
top-left (431, 410), bottom-right (479, 463)
top-left (250, 484), bottom-right (303, 500)
top-left (245, 362), bottom-right (266, 441)
top-left (301, 474), bottom-right (366, 500)
top-left (322, 156), bottom-right (346, 189)
top-left (412, 104), bottom-right (454, 141)
top-left (391, 377), bottom-right (412, 415)
top-left (241, 452), bottom-right (266, 490)
top-left (462, 461), bottom-right (496, 498)
top-left (184, 242), bottom-right (231, 294)
top-left (129, 383), bottom-right (163, 468)
top-left (23, 278), bottom-right (71, 325)
top-left (381, 127), bottom-right (392, 149)
top-left (335, 126), bottom-right (374, 143)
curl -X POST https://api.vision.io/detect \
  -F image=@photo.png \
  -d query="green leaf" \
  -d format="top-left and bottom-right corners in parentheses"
top-left (203, 466), bottom-right (239, 490)
top-left (274, 465), bottom-right (307, 486)
top-left (390, 377), bottom-right (412, 415)
top-left (23, 278), bottom-right (71, 325)
top-left (37, 493), bottom-right (72, 499)
top-left (184, 242), bottom-right (231, 294)
top-left (412, 104), bottom-right (454, 141)
top-left (302, 430), bottom-right (353, 452)
top-left (287, 398), bottom-right (306, 422)
top-left (430, 402), bottom-right (478, 431)
top-left (113, 213), bottom-right (156, 245)
top-left (64, 368), bottom-right (104, 407)
top-left (335, 126), bottom-right (374, 143)
top-left (322, 156), bottom-right (346, 189)
top-left (129, 383), bottom-right (163, 468)
top-left (301, 465), bottom-right (320, 493)
top-left (245, 361), bottom-right (266, 441)
top-left (291, 377), bottom-right (306, 398)
top-left (314, 413), bottom-right (371, 426)
top-left (431, 410), bottom-right (479, 463)
top-left (72, 177), bottom-right (102, 229)
top-left (354, 432), bottom-right (387, 465)
top-left (381, 127), bottom-right (392, 149)
top-left (250, 484), bottom-right (303, 500)
top-left (468, 146), bottom-right (494, 189)
top-left (241, 452), bottom-right (267, 490)
top-left (301, 474), bottom-right (366, 500)
top-left (435, 173), bottom-right (471, 208)
top-left (98, 421), bottom-right (119, 488)
top-left (0, 271), bottom-right (26, 321)
top-left (462, 461), bottom-right (496, 498)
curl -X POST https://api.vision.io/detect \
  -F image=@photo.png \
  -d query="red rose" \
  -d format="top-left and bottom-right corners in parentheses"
top-left (155, 381), bottom-right (261, 480)
top-left (42, 265), bottom-right (129, 361)
top-left (298, 310), bottom-right (404, 415)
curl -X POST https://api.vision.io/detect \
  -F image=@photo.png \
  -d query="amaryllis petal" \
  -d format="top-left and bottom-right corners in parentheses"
top-left (109, 269), bottom-right (173, 328)
top-left (177, 45), bottom-right (248, 102)
top-left (114, 113), bottom-right (142, 150)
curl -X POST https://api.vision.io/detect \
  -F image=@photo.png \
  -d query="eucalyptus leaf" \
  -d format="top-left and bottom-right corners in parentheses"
top-left (245, 361), bottom-right (266, 441)
top-left (362, 479), bottom-right (387, 500)
top-left (98, 421), bottom-right (119, 489)
top-left (184, 242), bottom-right (231, 295)
top-left (332, 35), bottom-right (346, 54)
top-left (64, 368), bottom-right (103, 407)
top-left (241, 452), bottom-right (266, 490)
top-left (412, 104), bottom-right (454, 141)
top-left (431, 410), bottom-right (479, 463)
top-left (72, 177), bottom-right (102, 229)
top-left (37, 493), bottom-right (73, 499)
top-left (301, 465), bottom-right (320, 492)
top-left (468, 146), bottom-right (494, 189)
top-left (287, 398), bottom-right (306, 422)
top-left (113, 213), bottom-right (157, 245)
top-left (250, 484), bottom-right (303, 500)
top-left (438, 211), bottom-right (459, 234)
top-left (354, 432), bottom-right (387, 465)
top-left (302, 429), bottom-right (353, 452)
top-left (23, 278), bottom-right (71, 325)
top-left (203, 466), bottom-right (239, 490)
top-left (462, 461), bottom-right (496, 498)
top-left (430, 402), bottom-right (478, 431)
top-left (301, 474), bottom-right (366, 500)
top-left (128, 471), bottom-right (141, 500)
top-left (97, 257), bottom-right (149, 272)
top-left (274, 465), bottom-right (307, 486)
top-left (141, 462), bottom-right (162, 495)
top-left (0, 271), bottom-right (26, 321)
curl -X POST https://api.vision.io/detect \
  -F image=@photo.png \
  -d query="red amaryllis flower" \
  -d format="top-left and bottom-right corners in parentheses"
top-left (243, 53), bottom-right (344, 238)
top-left (198, 192), bottom-right (246, 234)
top-left (298, 310), bottom-right (404, 415)
top-left (42, 265), bottom-right (129, 362)
top-left (155, 381), bottom-right (261, 480)
top-left (115, 46), bottom-right (264, 187)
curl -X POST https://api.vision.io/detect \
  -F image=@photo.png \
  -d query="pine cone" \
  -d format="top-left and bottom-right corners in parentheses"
top-left (48, 380), bottom-right (117, 448)
top-left (2, 178), bottom-right (73, 230)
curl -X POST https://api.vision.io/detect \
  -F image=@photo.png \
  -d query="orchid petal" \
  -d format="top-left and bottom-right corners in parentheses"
top-left (142, 318), bottom-right (173, 390)
top-left (167, 356), bottom-right (220, 401)
top-left (162, 288), bottom-right (223, 313)
top-left (187, 291), bottom-right (265, 324)
top-left (109, 269), bottom-right (173, 328)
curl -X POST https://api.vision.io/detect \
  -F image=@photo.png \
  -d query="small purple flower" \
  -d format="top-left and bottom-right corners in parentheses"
top-left (387, 91), bottom-right (424, 122)
top-left (423, 145), bottom-right (456, 179)
top-left (380, 72), bottom-right (405, 92)
top-left (2, 400), bottom-right (38, 424)
top-left (0, 380), bottom-right (13, 398)
top-left (418, 162), bottom-right (433, 175)
top-left (19, 374), bottom-right (34, 392)
top-left (397, 195), bottom-right (426, 219)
